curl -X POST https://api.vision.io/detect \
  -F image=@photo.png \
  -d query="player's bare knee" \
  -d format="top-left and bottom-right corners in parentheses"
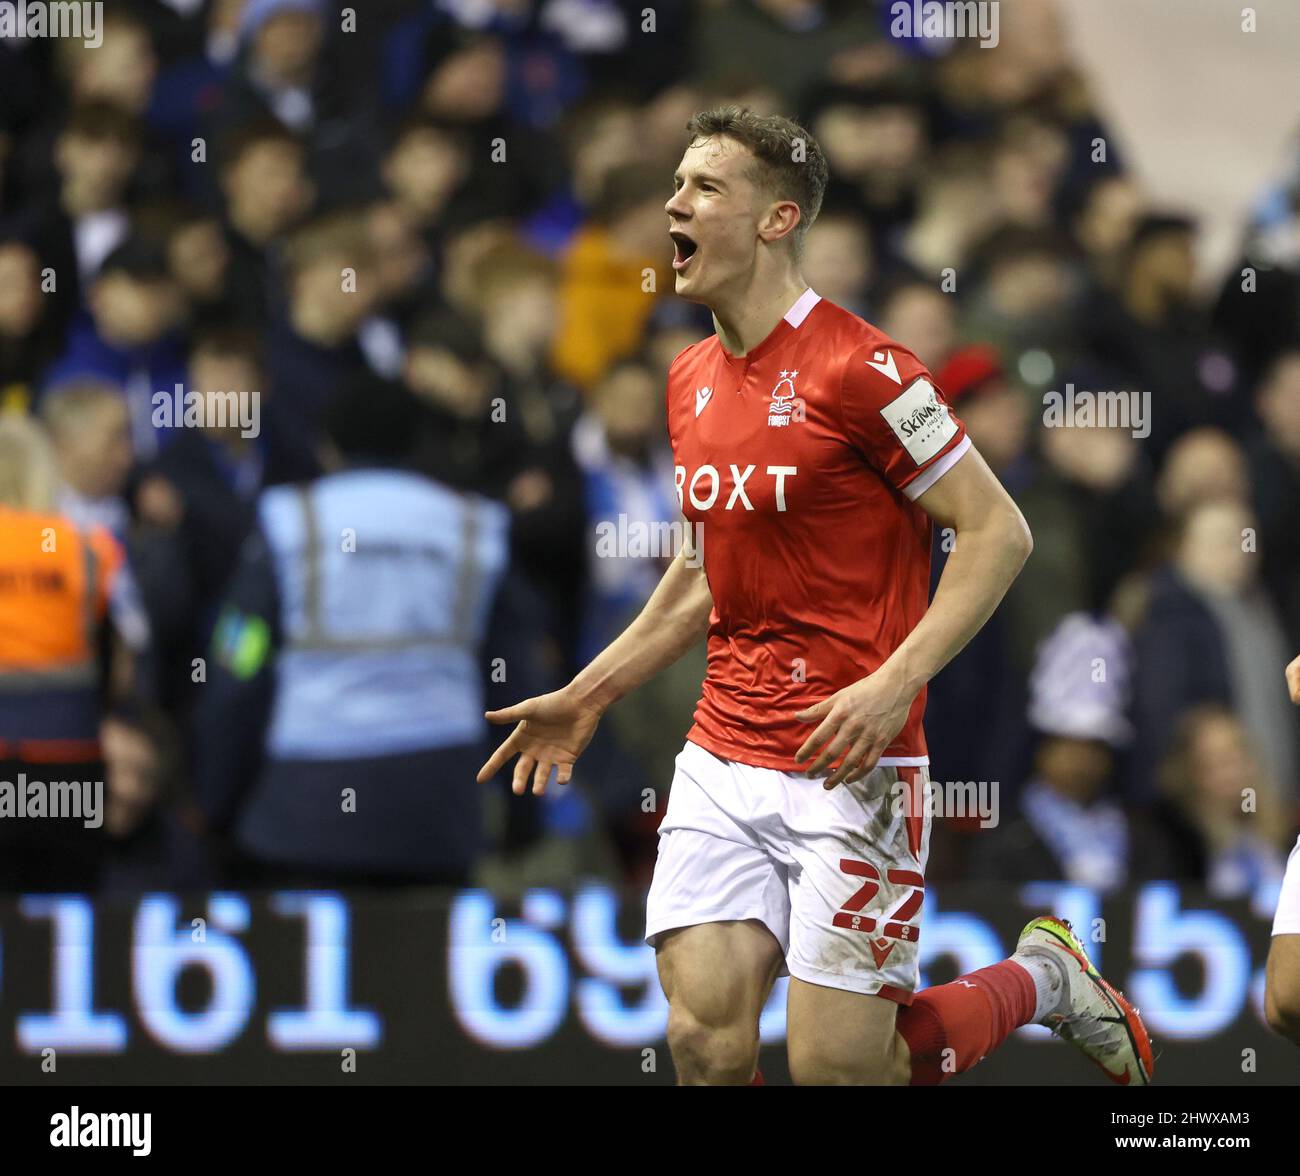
top-left (666, 1004), bottom-right (758, 1085)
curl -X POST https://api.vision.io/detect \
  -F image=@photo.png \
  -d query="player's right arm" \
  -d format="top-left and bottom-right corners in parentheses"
top-left (476, 535), bottom-right (713, 795)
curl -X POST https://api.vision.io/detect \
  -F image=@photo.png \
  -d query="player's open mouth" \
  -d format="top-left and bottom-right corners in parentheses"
top-left (670, 230), bottom-right (698, 272)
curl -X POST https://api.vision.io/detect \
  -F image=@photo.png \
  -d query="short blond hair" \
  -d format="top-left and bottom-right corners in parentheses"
top-left (39, 380), bottom-right (126, 444)
top-left (282, 211), bottom-right (373, 277)
top-left (0, 411), bottom-right (59, 511)
top-left (471, 242), bottom-right (558, 306)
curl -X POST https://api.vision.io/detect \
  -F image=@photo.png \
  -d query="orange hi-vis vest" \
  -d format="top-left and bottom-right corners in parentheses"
top-left (0, 505), bottom-right (123, 762)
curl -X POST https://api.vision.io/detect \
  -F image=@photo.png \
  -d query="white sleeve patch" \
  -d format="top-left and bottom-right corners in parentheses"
top-left (879, 376), bottom-right (958, 466)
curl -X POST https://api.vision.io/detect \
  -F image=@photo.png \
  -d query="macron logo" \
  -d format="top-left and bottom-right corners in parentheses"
top-left (865, 350), bottom-right (902, 385)
top-left (695, 386), bottom-right (713, 417)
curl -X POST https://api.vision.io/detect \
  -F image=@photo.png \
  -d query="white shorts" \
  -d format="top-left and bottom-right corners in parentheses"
top-left (645, 739), bottom-right (933, 1002)
top-left (1274, 836), bottom-right (1300, 936)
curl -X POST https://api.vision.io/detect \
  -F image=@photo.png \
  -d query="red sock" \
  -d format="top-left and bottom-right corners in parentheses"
top-left (748, 1068), bottom-right (765, 1086)
top-left (895, 960), bottom-right (1037, 1085)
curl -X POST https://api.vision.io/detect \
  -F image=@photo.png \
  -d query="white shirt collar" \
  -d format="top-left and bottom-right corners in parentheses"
top-left (782, 287), bottom-right (821, 329)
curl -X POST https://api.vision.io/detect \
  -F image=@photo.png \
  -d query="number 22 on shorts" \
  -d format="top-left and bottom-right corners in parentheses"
top-left (832, 857), bottom-right (924, 943)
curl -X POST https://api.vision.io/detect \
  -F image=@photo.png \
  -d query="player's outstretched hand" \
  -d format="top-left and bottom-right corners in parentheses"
top-left (793, 670), bottom-right (916, 790)
top-left (476, 687), bottom-right (603, 796)
top-left (1287, 653), bottom-right (1300, 704)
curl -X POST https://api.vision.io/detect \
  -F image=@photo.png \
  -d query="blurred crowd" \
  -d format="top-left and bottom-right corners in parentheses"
top-left (0, 0), bottom-right (1298, 902)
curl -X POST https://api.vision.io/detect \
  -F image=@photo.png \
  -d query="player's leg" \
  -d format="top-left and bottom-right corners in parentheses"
top-left (895, 916), bottom-right (1154, 1085)
top-left (645, 741), bottom-right (793, 1084)
top-left (657, 919), bottom-right (784, 1084)
top-left (893, 931), bottom-right (1062, 1085)
top-left (784, 760), bottom-right (1042, 1085)
top-left (787, 980), bottom-right (908, 1084)
top-left (1264, 835), bottom-right (1300, 1044)
top-left (778, 757), bottom-right (1054, 1084)
top-left (777, 763), bottom-right (931, 1084)
top-left (778, 763), bottom-right (1151, 1084)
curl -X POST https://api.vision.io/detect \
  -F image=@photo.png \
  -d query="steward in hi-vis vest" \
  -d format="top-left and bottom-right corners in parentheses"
top-left (0, 506), bottom-right (124, 761)
top-left (195, 375), bottom-right (509, 885)
top-left (0, 497), bottom-right (152, 890)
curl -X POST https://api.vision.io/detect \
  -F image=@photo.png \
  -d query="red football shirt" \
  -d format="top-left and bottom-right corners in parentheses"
top-left (667, 288), bottom-right (970, 771)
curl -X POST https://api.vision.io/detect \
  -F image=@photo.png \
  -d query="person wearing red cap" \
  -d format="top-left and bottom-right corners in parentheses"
top-left (935, 344), bottom-right (1030, 477)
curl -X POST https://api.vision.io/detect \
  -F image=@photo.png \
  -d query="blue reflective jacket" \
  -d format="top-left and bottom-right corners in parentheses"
top-left (258, 469), bottom-right (509, 760)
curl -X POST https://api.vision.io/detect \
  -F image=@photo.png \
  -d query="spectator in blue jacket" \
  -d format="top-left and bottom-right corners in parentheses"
top-left (194, 374), bottom-right (510, 886)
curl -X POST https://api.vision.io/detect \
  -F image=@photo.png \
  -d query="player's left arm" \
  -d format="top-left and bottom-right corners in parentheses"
top-left (796, 445), bottom-right (1032, 786)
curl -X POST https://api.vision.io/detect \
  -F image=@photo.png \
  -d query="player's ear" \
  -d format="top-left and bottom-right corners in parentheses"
top-left (758, 199), bottom-right (801, 247)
